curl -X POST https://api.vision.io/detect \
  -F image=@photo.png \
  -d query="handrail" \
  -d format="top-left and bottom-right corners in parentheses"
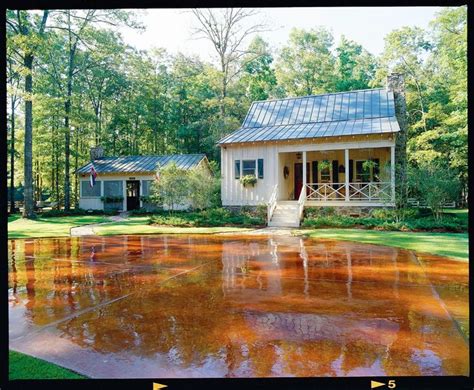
top-left (267, 184), bottom-right (278, 225)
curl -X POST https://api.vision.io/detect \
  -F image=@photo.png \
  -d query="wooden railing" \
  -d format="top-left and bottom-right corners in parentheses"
top-left (267, 184), bottom-right (278, 224)
top-left (305, 182), bottom-right (393, 203)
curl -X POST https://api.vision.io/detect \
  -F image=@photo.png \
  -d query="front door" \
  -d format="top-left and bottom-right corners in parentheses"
top-left (126, 180), bottom-right (140, 211)
top-left (294, 163), bottom-right (310, 200)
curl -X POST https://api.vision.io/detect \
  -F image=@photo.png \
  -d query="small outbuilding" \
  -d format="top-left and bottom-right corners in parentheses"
top-left (76, 151), bottom-right (209, 212)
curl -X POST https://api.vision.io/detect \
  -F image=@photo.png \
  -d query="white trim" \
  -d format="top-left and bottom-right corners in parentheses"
top-left (276, 139), bottom-right (395, 153)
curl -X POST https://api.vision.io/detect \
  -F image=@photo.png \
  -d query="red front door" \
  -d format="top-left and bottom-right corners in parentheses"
top-left (294, 163), bottom-right (310, 200)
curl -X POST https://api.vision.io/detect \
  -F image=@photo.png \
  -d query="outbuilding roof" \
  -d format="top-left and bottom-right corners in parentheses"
top-left (76, 154), bottom-right (206, 175)
top-left (219, 88), bottom-right (400, 145)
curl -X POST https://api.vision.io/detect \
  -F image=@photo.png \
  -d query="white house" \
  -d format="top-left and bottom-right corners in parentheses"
top-left (219, 77), bottom-right (405, 227)
top-left (76, 153), bottom-right (209, 212)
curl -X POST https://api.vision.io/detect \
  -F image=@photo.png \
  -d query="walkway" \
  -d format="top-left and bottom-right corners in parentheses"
top-left (70, 211), bottom-right (128, 237)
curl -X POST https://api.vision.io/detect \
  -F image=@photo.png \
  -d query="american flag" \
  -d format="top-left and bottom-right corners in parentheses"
top-left (89, 164), bottom-right (98, 187)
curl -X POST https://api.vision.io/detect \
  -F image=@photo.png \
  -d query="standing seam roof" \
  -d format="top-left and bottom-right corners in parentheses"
top-left (220, 88), bottom-right (401, 145)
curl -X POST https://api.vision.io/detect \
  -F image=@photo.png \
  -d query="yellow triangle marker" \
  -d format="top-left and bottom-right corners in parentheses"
top-left (153, 383), bottom-right (168, 390)
top-left (371, 380), bottom-right (386, 389)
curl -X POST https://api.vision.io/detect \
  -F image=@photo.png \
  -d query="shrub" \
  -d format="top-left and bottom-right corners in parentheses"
top-left (41, 208), bottom-right (114, 217)
top-left (129, 207), bottom-right (153, 216)
top-left (188, 164), bottom-right (220, 210)
top-left (100, 196), bottom-right (124, 203)
top-left (148, 207), bottom-right (265, 228)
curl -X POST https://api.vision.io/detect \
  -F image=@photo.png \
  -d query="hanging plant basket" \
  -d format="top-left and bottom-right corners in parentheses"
top-left (240, 175), bottom-right (257, 187)
top-left (319, 160), bottom-right (331, 171)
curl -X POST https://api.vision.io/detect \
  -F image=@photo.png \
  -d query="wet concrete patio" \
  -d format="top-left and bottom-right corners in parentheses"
top-left (8, 235), bottom-right (468, 378)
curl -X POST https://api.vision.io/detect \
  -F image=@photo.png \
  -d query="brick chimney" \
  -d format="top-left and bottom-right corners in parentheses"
top-left (387, 73), bottom-right (408, 206)
top-left (90, 146), bottom-right (104, 161)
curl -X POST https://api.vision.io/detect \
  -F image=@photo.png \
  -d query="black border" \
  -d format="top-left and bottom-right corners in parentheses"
top-left (2, 1), bottom-right (473, 389)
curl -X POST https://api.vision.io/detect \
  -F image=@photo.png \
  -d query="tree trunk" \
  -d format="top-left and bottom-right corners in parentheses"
top-left (10, 96), bottom-right (16, 214)
top-left (23, 54), bottom-right (35, 218)
top-left (64, 45), bottom-right (75, 211)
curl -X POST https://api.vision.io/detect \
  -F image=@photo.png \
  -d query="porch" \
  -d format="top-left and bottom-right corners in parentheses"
top-left (268, 146), bottom-right (396, 227)
top-left (276, 147), bottom-right (395, 207)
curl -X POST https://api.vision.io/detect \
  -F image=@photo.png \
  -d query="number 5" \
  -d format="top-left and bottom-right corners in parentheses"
top-left (388, 380), bottom-right (396, 389)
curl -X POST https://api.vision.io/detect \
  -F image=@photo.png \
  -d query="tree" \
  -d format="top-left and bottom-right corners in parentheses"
top-left (7, 53), bottom-right (22, 214)
top-left (240, 36), bottom-right (278, 101)
top-left (408, 163), bottom-right (460, 220)
top-left (46, 10), bottom-right (140, 211)
top-left (334, 36), bottom-right (377, 91)
top-left (7, 10), bottom-right (49, 218)
top-left (191, 8), bottom-right (267, 134)
top-left (149, 163), bottom-right (190, 212)
top-left (187, 164), bottom-right (219, 210)
top-left (275, 27), bottom-right (335, 95)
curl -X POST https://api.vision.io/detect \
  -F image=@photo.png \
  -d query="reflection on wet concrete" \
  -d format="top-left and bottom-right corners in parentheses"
top-left (8, 235), bottom-right (468, 378)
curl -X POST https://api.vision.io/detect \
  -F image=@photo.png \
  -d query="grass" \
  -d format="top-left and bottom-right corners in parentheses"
top-left (8, 215), bottom-right (107, 239)
top-left (94, 216), bottom-right (253, 236)
top-left (300, 228), bottom-right (468, 261)
top-left (9, 350), bottom-right (86, 380)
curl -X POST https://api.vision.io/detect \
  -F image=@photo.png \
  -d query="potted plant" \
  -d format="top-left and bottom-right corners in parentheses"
top-left (240, 174), bottom-right (257, 187)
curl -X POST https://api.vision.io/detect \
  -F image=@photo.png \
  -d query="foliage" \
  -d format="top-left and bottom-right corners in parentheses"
top-left (40, 208), bottom-right (116, 217)
top-left (6, 7), bottom-right (467, 211)
top-left (149, 162), bottom-right (189, 211)
top-left (407, 163), bottom-right (460, 220)
top-left (100, 195), bottom-right (124, 203)
top-left (302, 209), bottom-right (466, 232)
top-left (240, 174), bottom-right (257, 187)
top-left (149, 207), bottom-right (265, 227)
top-left (187, 164), bottom-right (220, 210)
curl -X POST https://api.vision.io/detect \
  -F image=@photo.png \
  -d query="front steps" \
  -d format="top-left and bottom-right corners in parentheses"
top-left (268, 201), bottom-right (301, 227)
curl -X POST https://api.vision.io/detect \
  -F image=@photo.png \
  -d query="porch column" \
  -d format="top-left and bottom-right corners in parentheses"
top-left (302, 151), bottom-right (307, 198)
top-left (345, 149), bottom-right (349, 202)
top-left (390, 146), bottom-right (396, 204)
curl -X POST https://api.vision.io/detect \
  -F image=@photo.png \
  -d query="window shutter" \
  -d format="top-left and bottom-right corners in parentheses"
top-left (235, 160), bottom-right (240, 179)
top-left (332, 160), bottom-right (339, 183)
top-left (349, 159), bottom-right (354, 182)
top-left (258, 159), bottom-right (264, 179)
top-left (312, 161), bottom-right (318, 183)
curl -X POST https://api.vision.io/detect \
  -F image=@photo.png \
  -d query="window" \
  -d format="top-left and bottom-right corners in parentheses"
top-left (81, 180), bottom-right (101, 197)
top-left (320, 166), bottom-right (331, 183)
top-left (242, 160), bottom-right (256, 176)
top-left (104, 181), bottom-right (123, 197)
top-left (235, 160), bottom-right (241, 179)
top-left (257, 159), bottom-right (264, 179)
top-left (141, 180), bottom-right (154, 196)
top-left (356, 160), bottom-right (371, 182)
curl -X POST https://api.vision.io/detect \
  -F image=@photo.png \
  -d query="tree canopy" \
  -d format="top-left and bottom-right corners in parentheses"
top-left (6, 6), bottom-right (468, 212)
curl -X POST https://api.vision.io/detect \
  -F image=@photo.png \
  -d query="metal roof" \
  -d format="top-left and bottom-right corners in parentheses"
top-left (76, 154), bottom-right (206, 175)
top-left (219, 88), bottom-right (400, 145)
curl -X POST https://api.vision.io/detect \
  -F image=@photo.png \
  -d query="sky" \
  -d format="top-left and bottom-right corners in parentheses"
top-left (118, 7), bottom-right (444, 64)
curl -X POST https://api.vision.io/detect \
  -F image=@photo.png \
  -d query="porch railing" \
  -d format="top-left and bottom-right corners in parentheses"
top-left (267, 184), bottom-right (278, 224)
top-left (305, 182), bottom-right (393, 203)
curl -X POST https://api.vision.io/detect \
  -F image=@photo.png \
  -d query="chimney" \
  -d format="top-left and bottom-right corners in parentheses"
top-left (90, 146), bottom-right (104, 161)
top-left (387, 72), bottom-right (408, 206)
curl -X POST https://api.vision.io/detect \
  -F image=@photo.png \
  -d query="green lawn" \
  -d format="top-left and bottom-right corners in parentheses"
top-left (94, 216), bottom-right (253, 236)
top-left (300, 228), bottom-right (468, 261)
top-left (8, 215), bottom-right (107, 239)
top-left (9, 350), bottom-right (86, 380)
